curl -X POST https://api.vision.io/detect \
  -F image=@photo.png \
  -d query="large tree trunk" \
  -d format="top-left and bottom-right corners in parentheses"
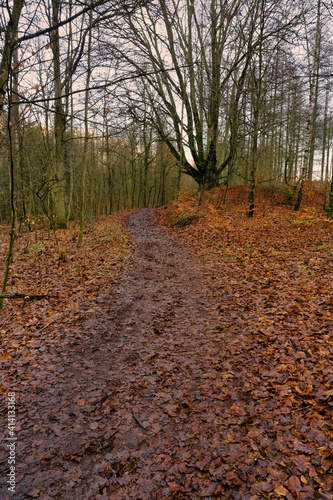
top-left (0, 32), bottom-right (18, 310)
top-left (51, 0), bottom-right (68, 228)
top-left (0, 0), bottom-right (24, 114)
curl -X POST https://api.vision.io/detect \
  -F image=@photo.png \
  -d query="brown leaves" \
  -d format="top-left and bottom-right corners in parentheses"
top-left (1, 195), bottom-right (333, 498)
top-left (0, 213), bottom-right (132, 387)
top-left (286, 475), bottom-right (302, 493)
top-left (155, 185), bottom-right (333, 498)
top-left (274, 485), bottom-right (289, 496)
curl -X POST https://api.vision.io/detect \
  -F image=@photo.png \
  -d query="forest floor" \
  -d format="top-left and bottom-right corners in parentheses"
top-left (1, 185), bottom-right (333, 499)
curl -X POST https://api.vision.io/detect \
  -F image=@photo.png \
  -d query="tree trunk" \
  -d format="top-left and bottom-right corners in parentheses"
top-left (52, 0), bottom-right (68, 228)
top-left (0, 0), bottom-right (24, 114)
top-left (0, 49), bottom-right (17, 310)
top-left (247, 0), bottom-right (264, 217)
top-left (321, 84), bottom-right (329, 182)
top-left (294, 0), bottom-right (321, 210)
top-left (78, 6), bottom-right (92, 247)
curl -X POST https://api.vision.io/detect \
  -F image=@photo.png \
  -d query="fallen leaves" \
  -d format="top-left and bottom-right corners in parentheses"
top-left (155, 185), bottom-right (333, 498)
top-left (0, 213), bottom-right (132, 384)
top-left (1, 189), bottom-right (333, 498)
top-left (274, 485), bottom-right (289, 496)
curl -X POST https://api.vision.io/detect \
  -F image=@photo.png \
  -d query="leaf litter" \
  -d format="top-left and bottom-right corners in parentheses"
top-left (0, 186), bottom-right (332, 499)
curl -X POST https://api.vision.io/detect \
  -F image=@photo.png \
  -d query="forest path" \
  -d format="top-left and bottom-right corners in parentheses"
top-left (1, 209), bottom-right (237, 499)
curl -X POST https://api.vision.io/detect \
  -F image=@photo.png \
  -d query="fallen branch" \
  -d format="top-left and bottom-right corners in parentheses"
top-left (0, 293), bottom-right (50, 300)
top-left (132, 410), bottom-right (149, 431)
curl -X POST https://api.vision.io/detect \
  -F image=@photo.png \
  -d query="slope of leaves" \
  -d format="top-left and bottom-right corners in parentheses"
top-left (0, 213), bottom-right (132, 391)
top-left (156, 184), bottom-right (333, 499)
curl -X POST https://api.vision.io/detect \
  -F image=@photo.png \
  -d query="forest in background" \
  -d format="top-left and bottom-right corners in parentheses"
top-left (1, 0), bottom-right (333, 230)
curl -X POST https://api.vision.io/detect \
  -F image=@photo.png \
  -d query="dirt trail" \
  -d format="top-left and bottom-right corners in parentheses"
top-left (2, 209), bottom-right (236, 499)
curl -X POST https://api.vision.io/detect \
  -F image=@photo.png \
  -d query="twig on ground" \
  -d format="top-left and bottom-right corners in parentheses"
top-left (291, 339), bottom-right (299, 351)
top-left (0, 293), bottom-right (50, 300)
top-left (132, 410), bottom-right (149, 431)
top-left (40, 316), bottom-right (60, 332)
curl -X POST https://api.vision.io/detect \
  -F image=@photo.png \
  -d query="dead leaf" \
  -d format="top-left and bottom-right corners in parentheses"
top-left (274, 485), bottom-right (289, 496)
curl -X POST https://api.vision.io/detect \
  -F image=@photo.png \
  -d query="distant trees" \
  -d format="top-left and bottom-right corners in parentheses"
top-left (105, 0), bottom-right (304, 193)
top-left (0, 0), bottom-right (333, 232)
top-left (0, 0), bottom-right (178, 226)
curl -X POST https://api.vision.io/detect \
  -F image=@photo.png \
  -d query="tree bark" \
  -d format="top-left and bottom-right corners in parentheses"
top-left (51, 0), bottom-right (68, 228)
top-left (0, 0), bottom-right (24, 114)
top-left (0, 45), bottom-right (17, 310)
top-left (78, 5), bottom-right (93, 247)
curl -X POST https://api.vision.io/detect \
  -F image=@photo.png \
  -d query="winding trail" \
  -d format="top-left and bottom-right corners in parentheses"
top-left (1, 210), bottom-right (239, 499)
